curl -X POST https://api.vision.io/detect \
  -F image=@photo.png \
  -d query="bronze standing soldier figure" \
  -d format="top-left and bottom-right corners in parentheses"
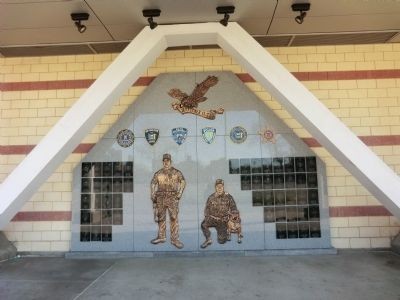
top-left (200, 179), bottom-right (238, 248)
top-left (150, 153), bottom-right (186, 249)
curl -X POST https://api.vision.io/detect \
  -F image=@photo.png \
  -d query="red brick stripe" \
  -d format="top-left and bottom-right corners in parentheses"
top-left (1, 71), bottom-right (400, 91)
top-left (12, 211), bottom-right (71, 221)
top-left (0, 77), bottom-right (155, 91)
top-left (1, 136), bottom-right (400, 155)
top-left (329, 206), bottom-right (392, 217)
top-left (0, 143), bottom-right (94, 155)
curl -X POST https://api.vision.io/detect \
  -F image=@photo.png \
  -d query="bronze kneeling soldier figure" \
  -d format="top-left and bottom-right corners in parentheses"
top-left (150, 153), bottom-right (186, 249)
top-left (200, 179), bottom-right (241, 249)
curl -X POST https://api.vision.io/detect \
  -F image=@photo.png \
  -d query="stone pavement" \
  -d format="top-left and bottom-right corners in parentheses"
top-left (0, 250), bottom-right (399, 300)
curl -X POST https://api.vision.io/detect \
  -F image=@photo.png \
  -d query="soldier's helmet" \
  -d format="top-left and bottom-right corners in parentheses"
top-left (215, 179), bottom-right (224, 186)
top-left (162, 153), bottom-right (171, 161)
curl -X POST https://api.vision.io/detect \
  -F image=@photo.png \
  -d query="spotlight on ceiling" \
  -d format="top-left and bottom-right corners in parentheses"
top-left (71, 13), bottom-right (89, 33)
top-left (216, 6), bottom-right (235, 27)
top-left (142, 9), bottom-right (161, 30)
top-left (291, 3), bottom-right (310, 24)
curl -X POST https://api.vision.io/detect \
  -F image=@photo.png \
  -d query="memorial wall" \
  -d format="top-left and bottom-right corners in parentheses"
top-left (71, 72), bottom-right (331, 252)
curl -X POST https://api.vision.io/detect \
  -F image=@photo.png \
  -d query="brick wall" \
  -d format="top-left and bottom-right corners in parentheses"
top-left (1, 44), bottom-right (399, 251)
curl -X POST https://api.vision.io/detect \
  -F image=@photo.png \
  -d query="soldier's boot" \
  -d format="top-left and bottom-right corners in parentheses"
top-left (151, 237), bottom-right (166, 244)
top-left (200, 238), bottom-right (212, 249)
top-left (171, 239), bottom-right (184, 249)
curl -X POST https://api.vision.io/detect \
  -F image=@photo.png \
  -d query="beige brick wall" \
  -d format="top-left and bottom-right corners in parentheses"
top-left (1, 44), bottom-right (400, 251)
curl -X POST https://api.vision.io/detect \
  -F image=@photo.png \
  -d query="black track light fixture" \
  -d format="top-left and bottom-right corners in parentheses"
top-left (291, 3), bottom-right (310, 25)
top-left (216, 6), bottom-right (235, 27)
top-left (71, 13), bottom-right (89, 33)
top-left (143, 9), bottom-right (161, 30)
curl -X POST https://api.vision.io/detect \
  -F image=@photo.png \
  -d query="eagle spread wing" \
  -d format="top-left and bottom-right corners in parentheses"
top-left (168, 75), bottom-right (219, 109)
top-left (189, 76), bottom-right (218, 103)
top-left (168, 88), bottom-right (188, 101)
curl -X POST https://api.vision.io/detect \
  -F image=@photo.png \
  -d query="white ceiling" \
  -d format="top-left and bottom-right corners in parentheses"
top-left (0, 0), bottom-right (399, 56)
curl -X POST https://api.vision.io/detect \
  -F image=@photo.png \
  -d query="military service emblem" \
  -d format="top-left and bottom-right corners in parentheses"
top-left (145, 128), bottom-right (159, 146)
top-left (230, 126), bottom-right (247, 144)
top-left (172, 127), bottom-right (188, 145)
top-left (116, 129), bottom-right (134, 148)
top-left (168, 75), bottom-right (224, 120)
top-left (201, 127), bottom-right (216, 144)
top-left (259, 127), bottom-right (276, 143)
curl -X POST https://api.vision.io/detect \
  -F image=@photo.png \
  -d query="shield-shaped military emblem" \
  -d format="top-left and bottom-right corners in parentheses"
top-left (201, 127), bottom-right (216, 144)
top-left (172, 127), bottom-right (188, 145)
top-left (145, 128), bottom-right (159, 146)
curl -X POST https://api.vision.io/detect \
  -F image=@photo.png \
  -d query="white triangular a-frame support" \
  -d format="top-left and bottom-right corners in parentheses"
top-left (0, 22), bottom-right (399, 229)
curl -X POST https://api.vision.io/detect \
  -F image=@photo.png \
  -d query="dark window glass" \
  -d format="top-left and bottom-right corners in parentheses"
top-left (306, 157), bottom-right (317, 172)
top-left (102, 210), bottom-right (112, 225)
top-left (286, 190), bottom-right (297, 205)
top-left (229, 159), bottom-right (240, 174)
top-left (102, 194), bottom-right (112, 209)
top-left (80, 210), bottom-right (91, 225)
top-left (296, 173), bottom-right (307, 188)
top-left (102, 178), bottom-right (112, 193)
top-left (263, 174), bottom-right (273, 189)
top-left (295, 157), bottom-right (306, 172)
top-left (113, 210), bottom-right (123, 225)
top-left (102, 226), bottom-right (112, 242)
top-left (91, 226), bottom-right (102, 241)
top-left (262, 158), bottom-right (273, 173)
top-left (113, 162), bottom-right (123, 177)
top-left (240, 175), bottom-right (251, 190)
top-left (299, 222), bottom-right (310, 238)
top-left (252, 174), bottom-right (263, 190)
top-left (308, 189), bottom-right (319, 205)
top-left (285, 173), bottom-right (295, 188)
top-left (123, 161), bottom-right (133, 177)
top-left (264, 207), bottom-right (275, 223)
top-left (287, 223), bottom-right (299, 239)
top-left (93, 178), bottom-right (102, 193)
top-left (275, 207), bottom-right (286, 222)
top-left (102, 162), bottom-right (113, 177)
top-left (283, 157), bottom-right (295, 173)
top-left (123, 178), bottom-right (133, 193)
top-left (240, 159), bottom-right (251, 174)
top-left (273, 174), bottom-right (284, 189)
top-left (93, 162), bottom-right (102, 177)
top-left (252, 191), bottom-right (263, 206)
top-left (80, 226), bottom-right (91, 242)
top-left (273, 157), bottom-right (283, 173)
top-left (81, 194), bottom-right (91, 209)
top-left (298, 206), bottom-right (309, 221)
top-left (251, 158), bottom-right (262, 173)
top-left (113, 178), bottom-right (123, 193)
top-left (307, 173), bottom-right (318, 188)
top-left (113, 194), bottom-right (123, 209)
top-left (94, 194), bottom-right (102, 209)
top-left (274, 190), bottom-right (285, 205)
top-left (297, 190), bottom-right (308, 205)
top-left (309, 206), bottom-right (320, 221)
top-left (81, 178), bottom-right (91, 193)
top-left (91, 210), bottom-right (101, 225)
top-left (81, 163), bottom-right (92, 177)
top-left (263, 191), bottom-right (274, 206)
top-left (286, 206), bottom-right (298, 222)
top-left (310, 222), bottom-right (321, 238)
top-left (276, 223), bottom-right (287, 239)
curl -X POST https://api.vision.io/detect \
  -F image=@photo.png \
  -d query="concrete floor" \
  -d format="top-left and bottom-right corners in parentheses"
top-left (0, 251), bottom-right (399, 300)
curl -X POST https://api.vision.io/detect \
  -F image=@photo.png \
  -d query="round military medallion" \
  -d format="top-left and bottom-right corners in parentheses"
top-left (230, 126), bottom-right (247, 144)
top-left (116, 129), bottom-right (134, 148)
top-left (259, 127), bottom-right (276, 143)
